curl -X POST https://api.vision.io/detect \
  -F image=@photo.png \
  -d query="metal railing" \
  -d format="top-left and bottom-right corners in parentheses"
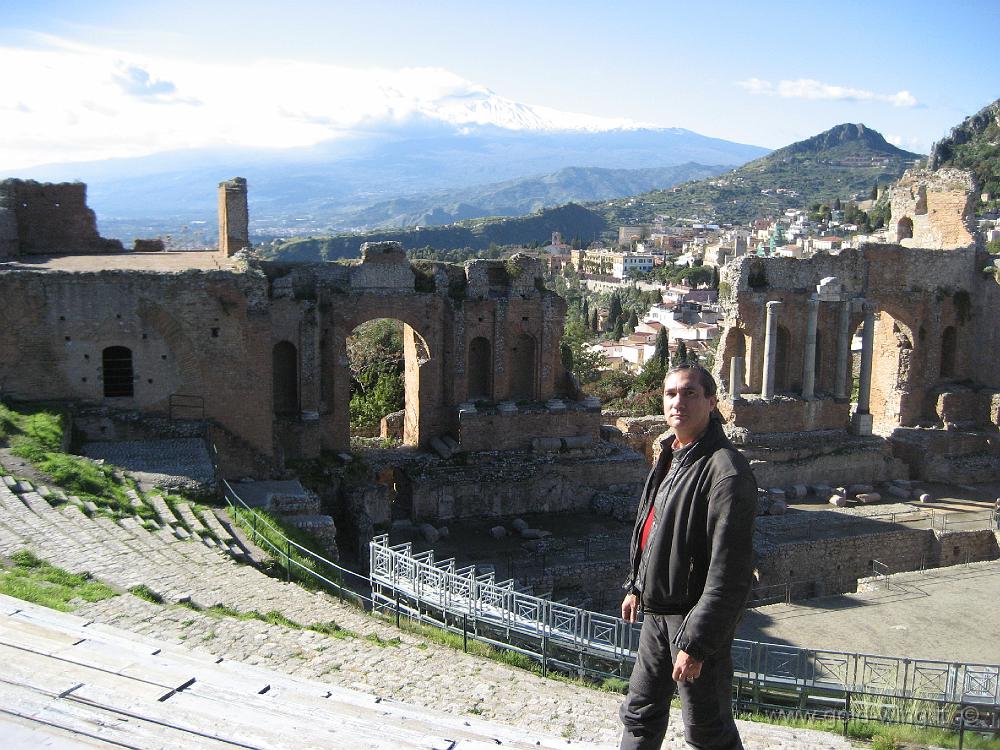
top-left (216, 482), bottom-right (1000, 726)
top-left (369, 533), bottom-right (1000, 709)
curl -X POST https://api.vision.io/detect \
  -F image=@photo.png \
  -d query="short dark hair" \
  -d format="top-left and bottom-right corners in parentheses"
top-left (664, 362), bottom-right (717, 397)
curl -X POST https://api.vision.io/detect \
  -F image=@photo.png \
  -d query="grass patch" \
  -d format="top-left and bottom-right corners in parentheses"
top-left (0, 402), bottom-right (143, 518)
top-left (364, 632), bottom-right (401, 647)
top-left (230, 506), bottom-right (341, 589)
top-left (0, 550), bottom-right (116, 611)
top-left (128, 584), bottom-right (164, 603)
top-left (307, 620), bottom-right (357, 639)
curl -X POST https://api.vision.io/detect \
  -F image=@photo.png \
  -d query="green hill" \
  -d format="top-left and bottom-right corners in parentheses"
top-left (928, 98), bottom-right (1000, 215)
top-left (266, 202), bottom-right (608, 261)
top-left (597, 123), bottom-right (922, 225)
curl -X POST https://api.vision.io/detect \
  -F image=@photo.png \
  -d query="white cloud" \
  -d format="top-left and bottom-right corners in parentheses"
top-left (0, 39), bottom-right (646, 170)
top-left (738, 78), bottom-right (918, 108)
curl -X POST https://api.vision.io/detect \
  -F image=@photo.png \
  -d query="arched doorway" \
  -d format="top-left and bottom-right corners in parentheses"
top-left (102, 346), bottom-right (134, 398)
top-left (272, 341), bottom-right (298, 415)
top-left (508, 333), bottom-right (537, 401)
top-left (468, 336), bottom-right (492, 400)
top-left (897, 217), bottom-right (913, 241)
top-left (721, 327), bottom-right (748, 392)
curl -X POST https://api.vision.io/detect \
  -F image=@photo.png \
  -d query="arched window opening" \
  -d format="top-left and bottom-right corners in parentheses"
top-left (468, 336), bottom-right (492, 400)
top-left (509, 333), bottom-right (537, 401)
top-left (940, 326), bottom-right (957, 378)
top-left (273, 341), bottom-right (299, 415)
top-left (102, 346), bottom-right (134, 398)
top-left (897, 217), bottom-right (913, 241)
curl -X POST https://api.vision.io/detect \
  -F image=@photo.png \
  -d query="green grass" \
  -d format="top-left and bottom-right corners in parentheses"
top-left (230, 506), bottom-right (341, 589)
top-left (0, 550), bottom-right (117, 611)
top-left (0, 402), bottom-right (142, 518)
top-left (128, 584), bottom-right (164, 603)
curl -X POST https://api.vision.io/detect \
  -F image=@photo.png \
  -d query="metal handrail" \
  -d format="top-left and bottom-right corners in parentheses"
top-left (369, 533), bottom-right (1000, 707)
top-left (217, 481), bottom-right (1000, 709)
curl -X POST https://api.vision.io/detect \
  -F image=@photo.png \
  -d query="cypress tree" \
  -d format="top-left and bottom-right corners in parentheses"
top-left (612, 319), bottom-right (624, 341)
top-left (607, 293), bottom-right (623, 332)
top-left (654, 328), bottom-right (669, 366)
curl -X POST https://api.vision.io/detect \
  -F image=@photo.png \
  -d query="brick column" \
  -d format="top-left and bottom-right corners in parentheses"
top-left (801, 295), bottom-right (819, 400)
top-left (761, 301), bottom-right (781, 399)
top-left (851, 302), bottom-right (876, 435)
top-left (834, 299), bottom-right (851, 400)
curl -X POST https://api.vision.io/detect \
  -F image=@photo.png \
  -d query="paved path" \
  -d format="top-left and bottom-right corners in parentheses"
top-left (0, 481), bottom-right (855, 749)
top-left (740, 560), bottom-right (1000, 664)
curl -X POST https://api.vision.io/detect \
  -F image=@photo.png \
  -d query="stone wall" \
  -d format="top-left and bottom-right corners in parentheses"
top-left (0, 179), bottom-right (123, 257)
top-left (457, 406), bottom-right (602, 452)
top-left (718, 396), bottom-right (849, 434)
top-left (887, 168), bottom-right (977, 249)
top-left (0, 240), bottom-right (578, 475)
top-left (218, 178), bottom-right (249, 256)
top-left (408, 452), bottom-right (647, 521)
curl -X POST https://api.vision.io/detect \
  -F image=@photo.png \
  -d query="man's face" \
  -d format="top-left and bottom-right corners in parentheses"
top-left (663, 369), bottom-right (717, 443)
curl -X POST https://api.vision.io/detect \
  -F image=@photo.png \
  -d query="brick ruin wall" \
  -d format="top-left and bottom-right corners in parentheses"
top-left (718, 245), bottom-right (989, 436)
top-left (0, 245), bottom-right (579, 476)
top-left (0, 179), bottom-right (123, 257)
top-left (887, 168), bottom-right (977, 250)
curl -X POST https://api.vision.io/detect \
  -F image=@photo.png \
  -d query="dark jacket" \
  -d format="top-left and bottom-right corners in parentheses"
top-left (624, 417), bottom-right (757, 660)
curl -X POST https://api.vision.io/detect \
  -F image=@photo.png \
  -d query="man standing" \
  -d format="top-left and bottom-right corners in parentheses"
top-left (619, 363), bottom-right (757, 750)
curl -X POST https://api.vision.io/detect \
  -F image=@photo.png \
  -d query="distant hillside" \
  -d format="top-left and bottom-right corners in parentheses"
top-left (267, 203), bottom-right (608, 261)
top-left (597, 123), bottom-right (922, 225)
top-left (929, 98), bottom-right (1000, 213)
top-left (343, 163), bottom-right (728, 229)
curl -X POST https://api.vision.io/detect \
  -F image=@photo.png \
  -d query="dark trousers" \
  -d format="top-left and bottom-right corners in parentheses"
top-left (619, 613), bottom-right (743, 750)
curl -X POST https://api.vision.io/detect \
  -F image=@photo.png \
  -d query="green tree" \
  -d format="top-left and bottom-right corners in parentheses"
top-left (561, 315), bottom-right (605, 383)
top-left (870, 182), bottom-right (879, 201)
top-left (653, 327), bottom-right (669, 367)
top-left (590, 308), bottom-right (600, 333)
top-left (607, 292), bottom-right (623, 332)
top-left (710, 266), bottom-right (720, 290)
top-left (612, 319), bottom-right (624, 341)
top-left (625, 310), bottom-right (639, 334)
top-left (582, 298), bottom-right (590, 325)
top-left (833, 197), bottom-right (842, 211)
top-left (673, 339), bottom-right (689, 367)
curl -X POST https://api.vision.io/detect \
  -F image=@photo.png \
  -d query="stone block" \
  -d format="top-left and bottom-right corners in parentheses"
top-left (767, 488), bottom-right (786, 500)
top-left (847, 484), bottom-right (874, 496)
top-left (511, 518), bottom-right (529, 532)
top-left (83, 500), bottom-right (99, 514)
top-left (789, 484), bottom-right (808, 499)
top-left (1, 476), bottom-right (16, 489)
top-left (918, 493), bottom-right (933, 503)
top-left (418, 523), bottom-right (440, 544)
top-left (531, 437), bottom-right (562, 453)
top-left (810, 484), bottom-right (832, 498)
top-left (519, 528), bottom-right (551, 540)
top-left (829, 495), bottom-right (848, 507)
top-left (489, 525), bottom-right (507, 539)
top-left (437, 526), bottom-right (449, 539)
top-left (561, 435), bottom-right (592, 450)
top-left (769, 499), bottom-right (788, 515)
top-left (886, 485), bottom-right (910, 499)
top-left (430, 437), bottom-right (453, 460)
top-left (856, 493), bottom-right (881, 504)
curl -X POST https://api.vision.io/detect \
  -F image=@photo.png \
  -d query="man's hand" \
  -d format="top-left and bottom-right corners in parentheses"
top-left (672, 649), bottom-right (703, 684)
top-left (621, 593), bottom-right (639, 623)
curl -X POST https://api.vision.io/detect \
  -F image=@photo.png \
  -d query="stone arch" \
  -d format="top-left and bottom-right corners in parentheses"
top-left (940, 326), bottom-right (957, 378)
top-left (272, 340), bottom-right (298, 415)
top-left (508, 333), bottom-right (537, 400)
top-left (102, 346), bottom-right (134, 398)
top-left (774, 325), bottom-right (791, 392)
top-left (721, 326), bottom-right (748, 391)
top-left (868, 307), bottom-right (920, 430)
top-left (468, 336), bottom-right (492, 400)
top-left (897, 216), bottom-right (914, 241)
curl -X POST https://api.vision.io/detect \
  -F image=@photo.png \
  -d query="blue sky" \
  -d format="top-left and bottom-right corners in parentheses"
top-left (1, 0), bottom-right (997, 169)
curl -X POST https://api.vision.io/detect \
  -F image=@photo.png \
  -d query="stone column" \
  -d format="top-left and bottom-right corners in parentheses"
top-left (851, 302), bottom-right (876, 435)
top-left (801, 296), bottom-right (819, 400)
top-left (834, 299), bottom-right (851, 400)
top-left (729, 356), bottom-right (744, 401)
top-left (761, 301), bottom-right (781, 399)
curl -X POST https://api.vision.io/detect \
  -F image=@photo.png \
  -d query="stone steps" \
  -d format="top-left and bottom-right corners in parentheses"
top-left (0, 593), bottom-right (603, 750)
